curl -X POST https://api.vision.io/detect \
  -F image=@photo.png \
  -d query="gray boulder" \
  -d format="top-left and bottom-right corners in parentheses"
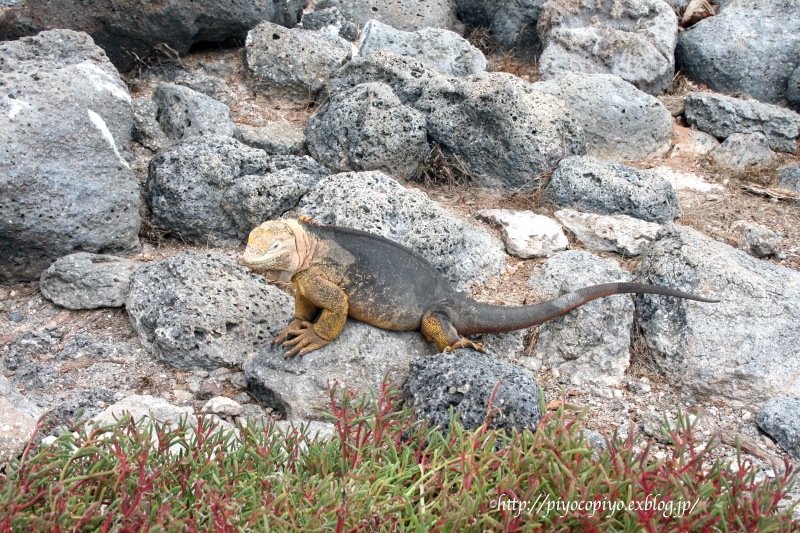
top-left (529, 251), bottom-right (634, 386)
top-left (147, 136), bottom-right (328, 246)
top-left (235, 123), bottom-right (306, 155)
top-left (358, 19), bottom-right (486, 77)
top-left (676, 0), bottom-right (800, 107)
top-left (778, 166), bottom-right (800, 205)
top-left (547, 156), bottom-right (681, 223)
top-left (537, 0), bottom-right (678, 94)
top-left (636, 225), bottom-right (800, 406)
top-left (132, 98), bottom-right (168, 151)
top-left (426, 72), bottom-right (586, 192)
top-left (0, 0), bottom-right (306, 71)
top-left (404, 349), bottom-right (543, 431)
top-left (533, 72), bottom-right (673, 161)
top-left (301, 7), bottom-right (358, 41)
top-left (305, 82), bottom-right (429, 179)
top-left (454, 0), bottom-right (546, 50)
top-left (710, 132), bottom-right (778, 169)
top-left (328, 51), bottom-right (457, 113)
top-left (140, 66), bottom-right (235, 106)
top-left (0, 375), bottom-right (42, 464)
top-left (244, 21), bottom-right (352, 104)
top-left (126, 251), bottom-right (293, 370)
top-left (40, 253), bottom-right (138, 310)
top-left (295, 171), bottom-right (506, 291)
top-left (220, 168), bottom-right (322, 234)
top-left (684, 92), bottom-right (800, 153)
top-left (244, 320), bottom-right (435, 420)
top-left (491, 0), bottom-right (546, 50)
top-left (152, 82), bottom-right (234, 140)
top-left (315, 0), bottom-right (462, 32)
top-left (0, 30), bottom-right (141, 283)
top-left (789, 65), bottom-right (800, 112)
top-left (756, 397), bottom-right (800, 460)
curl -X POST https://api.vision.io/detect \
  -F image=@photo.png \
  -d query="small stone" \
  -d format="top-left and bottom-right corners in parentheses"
top-left (232, 392), bottom-right (251, 404)
top-left (8, 311), bottom-right (23, 323)
top-left (733, 221), bottom-right (782, 258)
top-left (477, 209), bottom-right (568, 258)
top-left (172, 390), bottom-right (195, 404)
top-left (641, 411), bottom-right (675, 444)
top-left (582, 429), bottom-right (607, 450)
top-left (201, 396), bottom-right (243, 417)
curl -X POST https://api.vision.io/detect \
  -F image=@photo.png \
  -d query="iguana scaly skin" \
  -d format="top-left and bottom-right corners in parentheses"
top-left (240, 219), bottom-right (719, 358)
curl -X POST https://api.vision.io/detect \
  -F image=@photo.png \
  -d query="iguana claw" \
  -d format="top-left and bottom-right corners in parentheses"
top-left (281, 324), bottom-right (330, 358)
top-left (444, 339), bottom-right (485, 352)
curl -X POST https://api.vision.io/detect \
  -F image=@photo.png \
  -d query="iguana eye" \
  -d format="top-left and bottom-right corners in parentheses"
top-left (269, 241), bottom-right (280, 251)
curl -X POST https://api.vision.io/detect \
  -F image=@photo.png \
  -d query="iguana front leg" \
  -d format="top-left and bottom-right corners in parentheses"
top-left (273, 291), bottom-right (319, 345)
top-left (281, 267), bottom-right (348, 358)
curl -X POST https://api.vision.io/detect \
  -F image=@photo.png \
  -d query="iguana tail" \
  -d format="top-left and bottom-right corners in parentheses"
top-left (452, 283), bottom-right (719, 335)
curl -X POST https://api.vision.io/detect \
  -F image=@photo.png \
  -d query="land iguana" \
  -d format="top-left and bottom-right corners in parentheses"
top-left (239, 219), bottom-right (719, 358)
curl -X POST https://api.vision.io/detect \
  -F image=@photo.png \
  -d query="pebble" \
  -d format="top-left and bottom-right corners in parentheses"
top-left (8, 310), bottom-right (23, 323)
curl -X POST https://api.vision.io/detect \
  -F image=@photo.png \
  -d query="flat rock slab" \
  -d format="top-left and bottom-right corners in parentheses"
top-left (529, 251), bottom-right (634, 386)
top-left (315, 0), bottom-right (462, 32)
top-left (537, 0), bottom-right (678, 94)
top-left (676, 0), bottom-right (800, 107)
top-left (126, 251), bottom-right (293, 370)
top-left (684, 92), bottom-right (800, 153)
top-left (636, 225), bottom-right (800, 406)
top-left (244, 320), bottom-right (436, 420)
top-left (547, 156), bottom-right (680, 223)
top-left (296, 171), bottom-right (506, 291)
top-left (40, 253), bottom-right (138, 310)
top-left (404, 349), bottom-right (543, 431)
top-left (477, 209), bottom-right (568, 258)
top-left (554, 209), bottom-right (661, 257)
top-left (533, 72), bottom-right (672, 161)
top-left (359, 19), bottom-right (486, 77)
top-left (0, 29), bottom-right (141, 282)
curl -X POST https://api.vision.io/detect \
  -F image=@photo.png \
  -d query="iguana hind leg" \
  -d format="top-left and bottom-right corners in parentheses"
top-left (421, 310), bottom-right (485, 353)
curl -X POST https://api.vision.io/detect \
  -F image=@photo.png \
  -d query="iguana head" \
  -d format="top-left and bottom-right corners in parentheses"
top-left (240, 220), bottom-right (304, 276)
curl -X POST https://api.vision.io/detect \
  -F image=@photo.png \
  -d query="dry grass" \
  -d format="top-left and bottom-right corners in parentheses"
top-left (412, 143), bottom-right (476, 187)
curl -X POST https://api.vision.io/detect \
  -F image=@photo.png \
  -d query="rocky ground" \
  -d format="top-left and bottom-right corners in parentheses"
top-left (3, 0), bottom-right (800, 509)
